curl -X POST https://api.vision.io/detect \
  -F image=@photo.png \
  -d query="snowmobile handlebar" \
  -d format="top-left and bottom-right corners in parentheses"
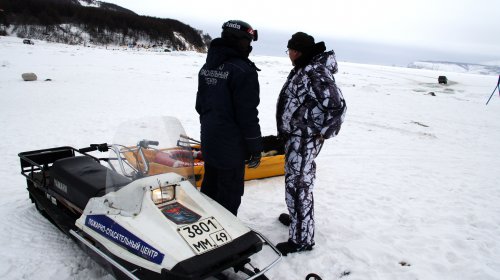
top-left (108, 139), bottom-right (160, 179)
top-left (180, 134), bottom-right (201, 144)
top-left (177, 134), bottom-right (200, 149)
top-left (138, 139), bottom-right (159, 148)
top-left (78, 143), bottom-right (109, 153)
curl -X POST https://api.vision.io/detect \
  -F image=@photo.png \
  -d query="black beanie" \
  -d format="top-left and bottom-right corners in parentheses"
top-left (287, 32), bottom-right (315, 53)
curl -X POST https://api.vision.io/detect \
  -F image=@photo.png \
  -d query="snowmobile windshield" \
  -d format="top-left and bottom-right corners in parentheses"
top-left (106, 116), bottom-right (197, 196)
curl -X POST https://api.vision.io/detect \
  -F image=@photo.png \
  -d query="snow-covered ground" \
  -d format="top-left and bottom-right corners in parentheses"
top-left (1, 36), bottom-right (500, 280)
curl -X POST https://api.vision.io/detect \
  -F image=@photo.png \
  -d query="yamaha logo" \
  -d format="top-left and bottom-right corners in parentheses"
top-left (54, 179), bottom-right (68, 193)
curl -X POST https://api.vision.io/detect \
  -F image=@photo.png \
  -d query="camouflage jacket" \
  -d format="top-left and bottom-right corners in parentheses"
top-left (276, 50), bottom-right (346, 139)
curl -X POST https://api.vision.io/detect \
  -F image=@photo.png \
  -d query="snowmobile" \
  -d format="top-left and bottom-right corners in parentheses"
top-left (18, 116), bottom-right (281, 280)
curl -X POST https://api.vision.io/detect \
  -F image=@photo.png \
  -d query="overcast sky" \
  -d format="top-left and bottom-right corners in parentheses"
top-left (101, 0), bottom-right (500, 64)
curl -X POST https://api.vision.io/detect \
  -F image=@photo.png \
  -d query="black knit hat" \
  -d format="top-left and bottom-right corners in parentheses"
top-left (287, 32), bottom-right (315, 53)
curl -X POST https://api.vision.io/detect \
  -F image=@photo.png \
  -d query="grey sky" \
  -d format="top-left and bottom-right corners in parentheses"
top-left (102, 0), bottom-right (500, 64)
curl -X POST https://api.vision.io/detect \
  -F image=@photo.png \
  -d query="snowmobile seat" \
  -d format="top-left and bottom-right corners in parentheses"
top-left (50, 156), bottom-right (131, 210)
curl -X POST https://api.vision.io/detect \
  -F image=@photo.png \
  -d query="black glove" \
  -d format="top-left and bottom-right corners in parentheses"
top-left (247, 152), bottom-right (261, 169)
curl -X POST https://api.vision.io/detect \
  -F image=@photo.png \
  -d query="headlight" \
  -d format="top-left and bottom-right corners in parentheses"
top-left (151, 185), bottom-right (176, 205)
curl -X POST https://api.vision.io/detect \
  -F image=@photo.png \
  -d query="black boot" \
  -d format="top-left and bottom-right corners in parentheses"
top-left (276, 239), bottom-right (314, 256)
top-left (278, 213), bottom-right (291, 226)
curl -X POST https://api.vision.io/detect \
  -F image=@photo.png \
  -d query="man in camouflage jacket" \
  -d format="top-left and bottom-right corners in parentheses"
top-left (276, 32), bottom-right (346, 255)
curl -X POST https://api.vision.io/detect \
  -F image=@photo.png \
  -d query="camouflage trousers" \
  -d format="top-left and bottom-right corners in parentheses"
top-left (284, 135), bottom-right (324, 246)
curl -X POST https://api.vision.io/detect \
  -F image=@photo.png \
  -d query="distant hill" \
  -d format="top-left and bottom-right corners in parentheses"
top-left (0, 0), bottom-right (212, 51)
top-left (408, 61), bottom-right (500, 76)
top-left (77, 0), bottom-right (137, 15)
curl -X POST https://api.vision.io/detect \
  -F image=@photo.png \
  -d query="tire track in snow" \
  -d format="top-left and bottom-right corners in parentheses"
top-left (348, 119), bottom-right (437, 139)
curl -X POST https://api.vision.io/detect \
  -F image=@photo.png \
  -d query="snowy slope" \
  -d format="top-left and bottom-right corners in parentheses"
top-left (408, 61), bottom-right (500, 76)
top-left (78, 0), bottom-right (100, 8)
top-left (1, 36), bottom-right (500, 280)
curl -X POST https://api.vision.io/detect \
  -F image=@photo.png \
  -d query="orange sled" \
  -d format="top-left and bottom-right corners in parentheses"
top-left (123, 136), bottom-right (285, 187)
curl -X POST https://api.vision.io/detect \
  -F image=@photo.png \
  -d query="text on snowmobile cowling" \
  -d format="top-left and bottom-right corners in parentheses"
top-left (85, 215), bottom-right (165, 264)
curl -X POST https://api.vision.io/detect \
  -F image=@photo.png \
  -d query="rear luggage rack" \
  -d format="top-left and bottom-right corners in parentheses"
top-left (19, 146), bottom-right (76, 188)
top-left (19, 146), bottom-right (103, 188)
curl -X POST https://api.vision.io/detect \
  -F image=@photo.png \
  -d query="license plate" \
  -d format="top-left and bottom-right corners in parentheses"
top-left (178, 217), bottom-right (232, 255)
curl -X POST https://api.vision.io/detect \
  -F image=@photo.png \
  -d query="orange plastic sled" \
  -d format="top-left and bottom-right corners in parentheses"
top-left (122, 136), bottom-right (285, 187)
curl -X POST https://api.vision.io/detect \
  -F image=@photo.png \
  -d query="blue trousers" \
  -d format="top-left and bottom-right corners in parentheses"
top-left (200, 162), bottom-right (245, 216)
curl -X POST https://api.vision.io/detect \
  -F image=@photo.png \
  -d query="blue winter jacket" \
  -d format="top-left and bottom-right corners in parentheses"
top-left (196, 38), bottom-right (262, 168)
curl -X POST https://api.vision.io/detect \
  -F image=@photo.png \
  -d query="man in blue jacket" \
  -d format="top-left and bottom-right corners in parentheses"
top-left (196, 20), bottom-right (262, 216)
